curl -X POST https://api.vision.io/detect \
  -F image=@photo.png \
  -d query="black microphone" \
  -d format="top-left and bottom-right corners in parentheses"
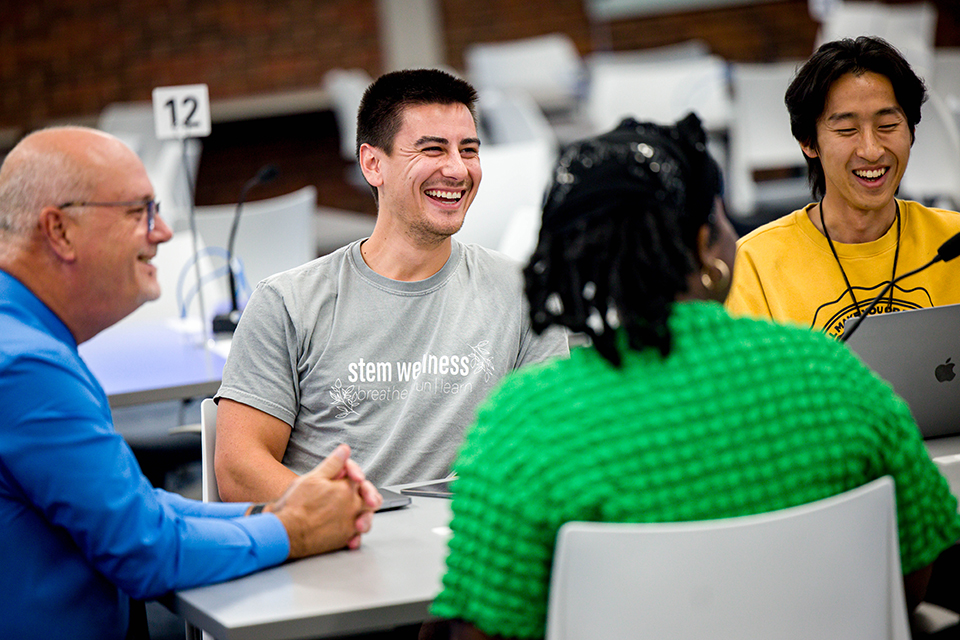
top-left (840, 231), bottom-right (960, 343)
top-left (212, 164), bottom-right (280, 334)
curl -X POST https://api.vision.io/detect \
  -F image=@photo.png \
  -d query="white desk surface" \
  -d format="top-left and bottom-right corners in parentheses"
top-left (79, 320), bottom-right (228, 408)
top-left (174, 494), bottom-right (452, 640)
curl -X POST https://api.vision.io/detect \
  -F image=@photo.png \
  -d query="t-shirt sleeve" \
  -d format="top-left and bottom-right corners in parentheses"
top-left (2, 355), bottom-right (289, 599)
top-left (515, 298), bottom-right (570, 369)
top-left (216, 281), bottom-right (302, 426)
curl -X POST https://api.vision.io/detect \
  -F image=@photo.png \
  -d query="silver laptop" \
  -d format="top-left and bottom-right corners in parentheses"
top-left (843, 303), bottom-right (960, 439)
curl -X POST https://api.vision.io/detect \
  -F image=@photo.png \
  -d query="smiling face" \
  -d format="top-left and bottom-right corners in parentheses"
top-left (803, 71), bottom-right (911, 219)
top-left (361, 102), bottom-right (481, 245)
top-left (67, 136), bottom-right (173, 322)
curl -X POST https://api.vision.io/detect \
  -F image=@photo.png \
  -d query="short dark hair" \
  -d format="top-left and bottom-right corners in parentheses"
top-left (785, 36), bottom-right (927, 200)
top-left (525, 114), bottom-right (724, 366)
top-left (355, 69), bottom-right (478, 203)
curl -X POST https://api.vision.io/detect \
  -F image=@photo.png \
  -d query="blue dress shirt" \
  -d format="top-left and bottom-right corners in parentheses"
top-left (0, 270), bottom-right (289, 639)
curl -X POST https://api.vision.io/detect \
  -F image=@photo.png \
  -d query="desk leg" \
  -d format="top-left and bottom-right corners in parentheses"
top-left (184, 622), bottom-right (204, 640)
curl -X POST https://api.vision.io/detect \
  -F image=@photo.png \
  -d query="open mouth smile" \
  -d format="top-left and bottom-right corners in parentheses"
top-left (853, 167), bottom-right (888, 182)
top-left (425, 189), bottom-right (465, 205)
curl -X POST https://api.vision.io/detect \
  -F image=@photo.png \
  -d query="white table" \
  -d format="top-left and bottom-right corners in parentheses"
top-left (174, 494), bottom-right (452, 640)
top-left (79, 320), bottom-right (227, 408)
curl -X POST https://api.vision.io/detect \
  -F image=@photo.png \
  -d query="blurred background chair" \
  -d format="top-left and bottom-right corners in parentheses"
top-left (932, 47), bottom-right (960, 132)
top-left (322, 68), bottom-right (374, 190)
top-left (192, 185), bottom-right (318, 314)
top-left (725, 60), bottom-right (811, 227)
top-left (815, 1), bottom-right (938, 81)
top-left (199, 398), bottom-right (220, 504)
top-left (455, 89), bottom-right (557, 253)
top-left (583, 51), bottom-right (731, 133)
top-left (464, 33), bottom-right (586, 116)
top-left (900, 89), bottom-right (960, 210)
top-left (545, 476), bottom-right (909, 640)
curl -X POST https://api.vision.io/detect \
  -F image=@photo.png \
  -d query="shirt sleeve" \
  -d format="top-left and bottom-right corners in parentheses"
top-left (216, 281), bottom-right (302, 426)
top-left (515, 298), bottom-right (570, 369)
top-left (2, 354), bottom-right (289, 600)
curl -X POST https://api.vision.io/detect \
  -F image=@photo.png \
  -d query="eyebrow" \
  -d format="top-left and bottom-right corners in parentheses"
top-left (825, 106), bottom-right (905, 123)
top-left (415, 136), bottom-right (481, 147)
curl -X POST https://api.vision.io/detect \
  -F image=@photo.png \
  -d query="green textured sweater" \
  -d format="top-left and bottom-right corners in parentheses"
top-left (432, 301), bottom-right (960, 639)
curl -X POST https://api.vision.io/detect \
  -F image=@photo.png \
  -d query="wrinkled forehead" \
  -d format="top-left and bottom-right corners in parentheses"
top-left (396, 102), bottom-right (479, 144)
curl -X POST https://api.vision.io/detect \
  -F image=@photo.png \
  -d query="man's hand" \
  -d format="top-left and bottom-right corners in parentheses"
top-left (265, 444), bottom-right (382, 558)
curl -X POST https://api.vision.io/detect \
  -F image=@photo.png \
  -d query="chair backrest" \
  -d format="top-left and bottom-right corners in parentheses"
top-left (816, 1), bottom-right (938, 81)
top-left (456, 89), bottom-right (557, 251)
top-left (933, 48), bottom-right (960, 119)
top-left (323, 68), bottom-right (374, 162)
top-left (109, 229), bottom-right (229, 329)
top-left (545, 476), bottom-right (909, 640)
top-left (725, 60), bottom-right (811, 218)
top-left (192, 186), bottom-right (317, 311)
top-left (900, 89), bottom-right (960, 209)
top-left (465, 33), bottom-right (585, 113)
top-left (200, 398), bottom-right (220, 503)
top-left (583, 53), bottom-right (731, 134)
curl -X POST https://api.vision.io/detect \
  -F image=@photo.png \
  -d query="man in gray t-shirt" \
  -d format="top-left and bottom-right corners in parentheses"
top-left (215, 69), bottom-right (568, 498)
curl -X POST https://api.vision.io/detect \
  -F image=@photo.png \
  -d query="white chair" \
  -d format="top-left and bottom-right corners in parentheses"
top-left (465, 33), bottom-right (585, 114)
top-left (583, 53), bottom-right (732, 134)
top-left (933, 47), bottom-right (960, 130)
top-left (900, 89), bottom-right (960, 210)
top-left (322, 68), bottom-right (374, 163)
top-left (199, 398), bottom-right (220, 503)
top-left (192, 186), bottom-right (318, 312)
top-left (815, 1), bottom-right (938, 81)
top-left (105, 230), bottom-right (228, 331)
top-left (726, 60), bottom-right (811, 220)
top-left (545, 476), bottom-right (910, 640)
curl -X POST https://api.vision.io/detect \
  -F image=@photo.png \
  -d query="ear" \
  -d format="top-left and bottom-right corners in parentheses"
top-left (38, 206), bottom-right (78, 262)
top-left (800, 141), bottom-right (818, 159)
top-left (695, 223), bottom-right (714, 269)
top-left (358, 143), bottom-right (384, 189)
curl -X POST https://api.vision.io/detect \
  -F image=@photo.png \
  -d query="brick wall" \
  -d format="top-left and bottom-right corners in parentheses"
top-left (1, 0), bottom-right (381, 131)
top-left (3, 0), bottom-right (959, 134)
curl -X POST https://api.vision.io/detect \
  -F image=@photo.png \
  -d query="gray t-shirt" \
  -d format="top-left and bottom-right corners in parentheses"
top-left (217, 238), bottom-right (569, 485)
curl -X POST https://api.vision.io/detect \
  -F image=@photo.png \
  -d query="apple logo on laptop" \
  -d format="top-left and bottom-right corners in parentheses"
top-left (935, 358), bottom-right (956, 383)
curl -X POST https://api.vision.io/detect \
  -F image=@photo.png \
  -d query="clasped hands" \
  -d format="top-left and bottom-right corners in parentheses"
top-left (261, 444), bottom-right (383, 559)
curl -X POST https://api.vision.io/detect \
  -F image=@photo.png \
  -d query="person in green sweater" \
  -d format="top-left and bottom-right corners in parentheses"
top-left (429, 114), bottom-right (960, 639)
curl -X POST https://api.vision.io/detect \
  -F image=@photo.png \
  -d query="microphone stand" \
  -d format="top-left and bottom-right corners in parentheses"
top-left (212, 164), bottom-right (279, 334)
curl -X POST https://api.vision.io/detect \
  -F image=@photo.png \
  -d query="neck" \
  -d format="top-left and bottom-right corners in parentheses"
top-left (0, 248), bottom-right (109, 344)
top-left (360, 222), bottom-right (452, 281)
top-left (811, 197), bottom-right (898, 244)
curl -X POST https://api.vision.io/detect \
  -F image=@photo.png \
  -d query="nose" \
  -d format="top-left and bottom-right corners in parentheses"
top-left (441, 150), bottom-right (469, 181)
top-left (858, 128), bottom-right (884, 162)
top-left (149, 213), bottom-right (174, 243)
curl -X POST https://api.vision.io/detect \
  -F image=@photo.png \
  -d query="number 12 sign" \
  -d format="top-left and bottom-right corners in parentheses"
top-left (152, 84), bottom-right (212, 140)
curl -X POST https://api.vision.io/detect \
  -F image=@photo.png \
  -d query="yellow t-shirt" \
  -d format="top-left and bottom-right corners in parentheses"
top-left (726, 200), bottom-right (960, 338)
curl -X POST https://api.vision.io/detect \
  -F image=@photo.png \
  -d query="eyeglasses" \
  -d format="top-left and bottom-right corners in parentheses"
top-left (58, 199), bottom-right (159, 233)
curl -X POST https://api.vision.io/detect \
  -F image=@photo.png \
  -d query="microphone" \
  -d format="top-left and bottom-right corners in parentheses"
top-left (212, 164), bottom-right (280, 334)
top-left (840, 231), bottom-right (960, 343)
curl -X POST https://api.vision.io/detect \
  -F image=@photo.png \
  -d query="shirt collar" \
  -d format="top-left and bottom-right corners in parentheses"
top-left (0, 269), bottom-right (77, 350)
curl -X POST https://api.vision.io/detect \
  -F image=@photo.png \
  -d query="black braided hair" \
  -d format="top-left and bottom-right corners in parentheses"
top-left (524, 113), bottom-right (723, 366)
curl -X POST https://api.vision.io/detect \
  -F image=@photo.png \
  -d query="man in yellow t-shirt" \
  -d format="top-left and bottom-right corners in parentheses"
top-left (726, 36), bottom-right (960, 338)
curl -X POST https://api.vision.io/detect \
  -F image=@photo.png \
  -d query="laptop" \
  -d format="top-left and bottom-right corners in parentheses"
top-left (843, 303), bottom-right (960, 439)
